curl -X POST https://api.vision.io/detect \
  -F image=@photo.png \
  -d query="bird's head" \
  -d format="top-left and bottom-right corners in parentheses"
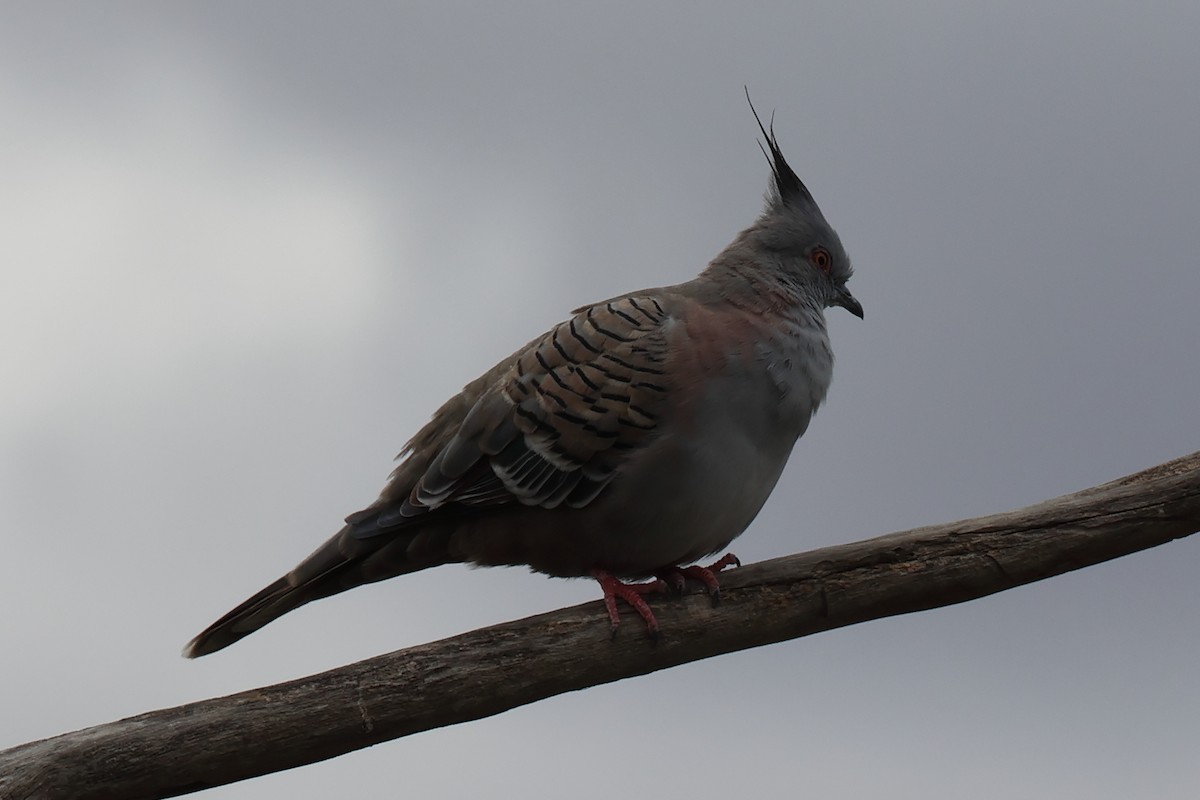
top-left (744, 91), bottom-right (862, 320)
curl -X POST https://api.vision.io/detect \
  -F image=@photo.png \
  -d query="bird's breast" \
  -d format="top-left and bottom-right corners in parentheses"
top-left (689, 305), bottom-right (833, 441)
top-left (573, 308), bottom-right (834, 573)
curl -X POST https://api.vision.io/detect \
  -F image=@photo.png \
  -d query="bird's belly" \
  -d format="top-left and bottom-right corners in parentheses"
top-left (452, 343), bottom-right (827, 578)
top-left (596, 440), bottom-right (791, 573)
top-left (557, 368), bottom-right (813, 576)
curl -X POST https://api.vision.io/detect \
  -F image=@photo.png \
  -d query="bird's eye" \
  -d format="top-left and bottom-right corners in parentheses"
top-left (810, 247), bottom-right (832, 273)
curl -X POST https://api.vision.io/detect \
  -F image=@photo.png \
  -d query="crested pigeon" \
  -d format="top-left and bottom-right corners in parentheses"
top-left (184, 99), bottom-right (861, 658)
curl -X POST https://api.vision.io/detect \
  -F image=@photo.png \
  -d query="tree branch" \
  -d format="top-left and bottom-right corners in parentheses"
top-left (4, 451), bottom-right (1199, 800)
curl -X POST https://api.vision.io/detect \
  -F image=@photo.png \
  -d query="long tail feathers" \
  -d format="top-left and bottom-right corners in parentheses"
top-left (184, 521), bottom-right (447, 658)
top-left (183, 575), bottom-right (308, 658)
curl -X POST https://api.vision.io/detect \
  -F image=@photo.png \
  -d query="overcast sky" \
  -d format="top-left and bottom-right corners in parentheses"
top-left (2, 2), bottom-right (1199, 798)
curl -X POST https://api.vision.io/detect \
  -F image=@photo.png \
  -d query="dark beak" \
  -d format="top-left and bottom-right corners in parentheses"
top-left (833, 285), bottom-right (864, 319)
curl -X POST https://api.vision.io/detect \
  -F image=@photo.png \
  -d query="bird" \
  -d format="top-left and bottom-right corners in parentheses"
top-left (184, 97), bottom-right (862, 658)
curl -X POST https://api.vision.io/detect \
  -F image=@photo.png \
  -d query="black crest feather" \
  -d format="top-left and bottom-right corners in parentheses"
top-left (745, 87), bottom-right (814, 207)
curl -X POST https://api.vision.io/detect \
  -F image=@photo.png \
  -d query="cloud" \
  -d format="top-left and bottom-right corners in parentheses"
top-left (0, 45), bottom-right (389, 423)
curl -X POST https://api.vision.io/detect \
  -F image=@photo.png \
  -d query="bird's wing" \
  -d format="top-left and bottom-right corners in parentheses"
top-left (350, 293), bottom-right (678, 533)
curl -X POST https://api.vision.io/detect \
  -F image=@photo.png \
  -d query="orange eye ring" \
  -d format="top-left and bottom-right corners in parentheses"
top-left (810, 247), bottom-right (831, 273)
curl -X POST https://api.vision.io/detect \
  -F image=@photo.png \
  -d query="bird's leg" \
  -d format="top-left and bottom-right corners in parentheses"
top-left (590, 570), bottom-right (667, 640)
top-left (657, 552), bottom-right (741, 605)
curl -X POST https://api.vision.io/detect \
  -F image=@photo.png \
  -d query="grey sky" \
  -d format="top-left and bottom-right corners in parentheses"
top-left (2, 2), bottom-right (1198, 797)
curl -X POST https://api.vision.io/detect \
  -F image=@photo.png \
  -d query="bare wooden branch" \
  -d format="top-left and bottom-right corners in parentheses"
top-left (3, 451), bottom-right (1199, 800)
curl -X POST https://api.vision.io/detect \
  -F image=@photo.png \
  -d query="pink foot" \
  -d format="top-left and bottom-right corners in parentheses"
top-left (657, 552), bottom-right (741, 604)
top-left (591, 570), bottom-right (667, 640)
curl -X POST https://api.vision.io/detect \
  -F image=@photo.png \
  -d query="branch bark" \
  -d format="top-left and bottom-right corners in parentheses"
top-left (4, 451), bottom-right (1199, 800)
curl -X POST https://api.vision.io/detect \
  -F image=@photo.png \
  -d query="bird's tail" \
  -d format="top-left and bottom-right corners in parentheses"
top-left (183, 521), bottom-right (448, 658)
top-left (183, 573), bottom-right (311, 658)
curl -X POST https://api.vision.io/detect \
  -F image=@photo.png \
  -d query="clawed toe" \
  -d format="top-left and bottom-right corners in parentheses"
top-left (591, 570), bottom-right (666, 640)
top-left (660, 552), bottom-right (741, 606)
top-left (655, 569), bottom-right (688, 595)
top-left (592, 554), bottom-right (740, 640)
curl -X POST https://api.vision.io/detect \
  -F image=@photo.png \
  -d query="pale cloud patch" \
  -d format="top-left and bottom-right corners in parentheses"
top-left (0, 49), bottom-right (392, 424)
